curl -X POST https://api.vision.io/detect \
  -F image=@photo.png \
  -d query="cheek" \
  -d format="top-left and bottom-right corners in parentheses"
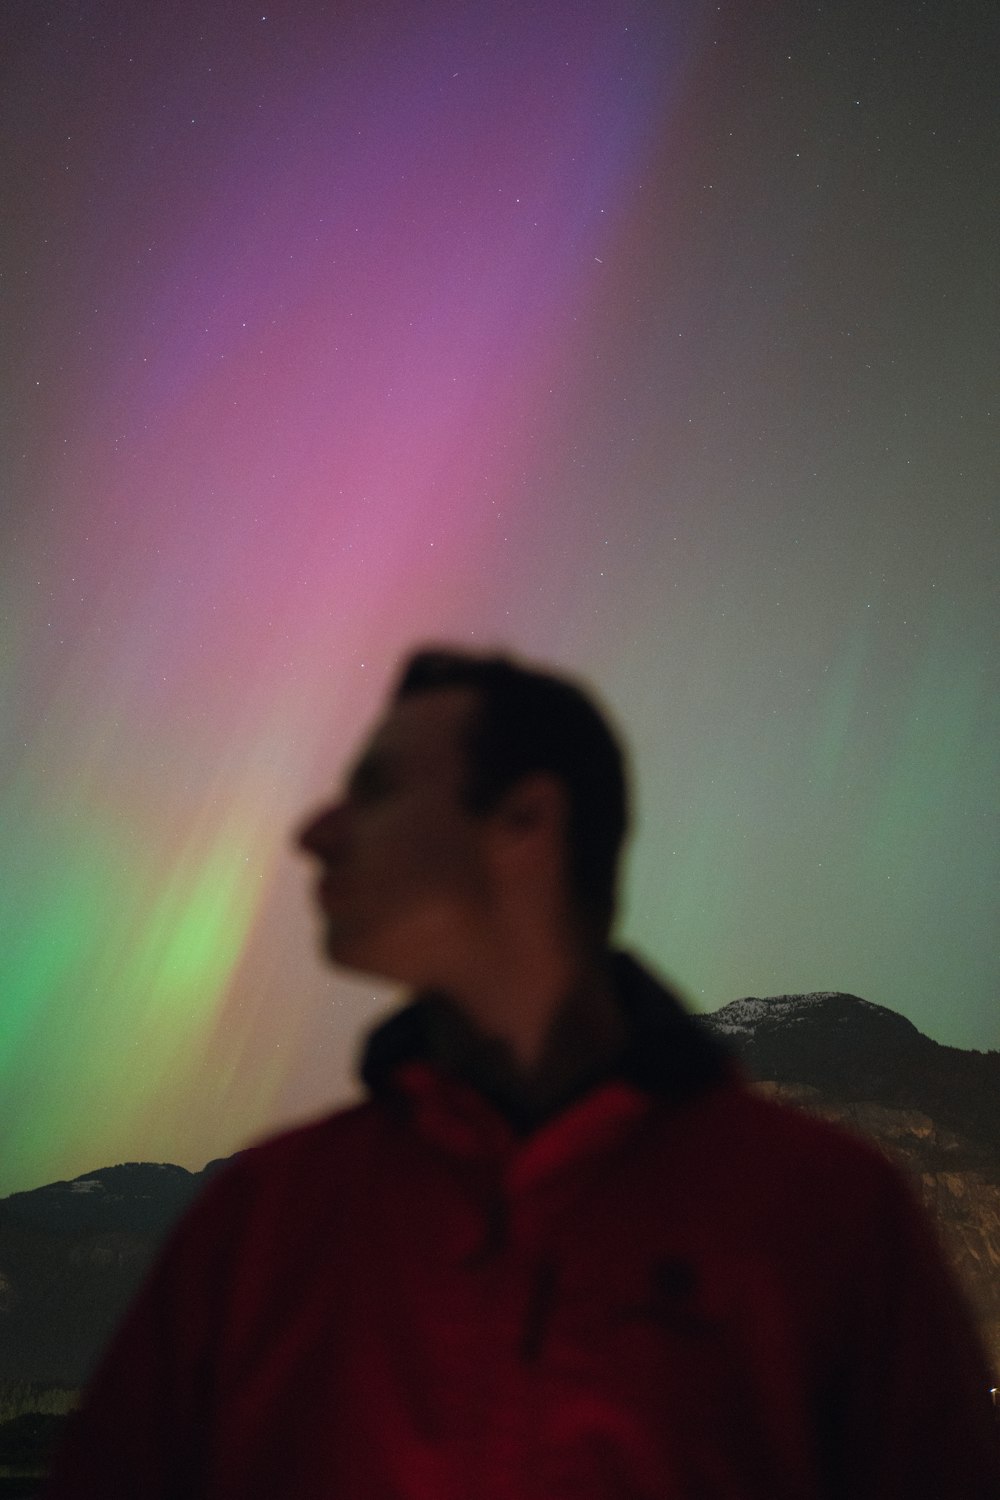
top-left (390, 828), bottom-right (488, 911)
top-left (420, 818), bottom-right (488, 886)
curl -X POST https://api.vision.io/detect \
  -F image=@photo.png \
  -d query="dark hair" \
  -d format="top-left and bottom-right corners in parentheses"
top-left (393, 646), bottom-right (630, 938)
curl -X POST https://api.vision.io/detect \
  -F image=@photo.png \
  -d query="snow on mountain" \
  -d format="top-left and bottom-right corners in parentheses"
top-left (705, 992), bottom-right (888, 1038)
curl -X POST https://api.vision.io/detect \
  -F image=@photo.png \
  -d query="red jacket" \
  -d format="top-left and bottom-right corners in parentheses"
top-left (47, 954), bottom-right (997, 1498)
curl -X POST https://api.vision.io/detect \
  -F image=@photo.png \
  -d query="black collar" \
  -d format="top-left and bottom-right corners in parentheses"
top-left (359, 950), bottom-right (731, 1132)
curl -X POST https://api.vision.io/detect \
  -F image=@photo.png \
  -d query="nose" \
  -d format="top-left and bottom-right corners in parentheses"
top-left (296, 801), bottom-right (347, 859)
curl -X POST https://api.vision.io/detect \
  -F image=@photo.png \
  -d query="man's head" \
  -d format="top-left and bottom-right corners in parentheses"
top-left (393, 648), bottom-right (629, 935)
top-left (297, 646), bottom-right (630, 986)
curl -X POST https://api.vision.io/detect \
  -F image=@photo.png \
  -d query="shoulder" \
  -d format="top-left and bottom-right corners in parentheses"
top-left (165, 1101), bottom-right (387, 1257)
top-left (238, 1097), bottom-right (384, 1178)
top-left (664, 1080), bottom-right (967, 1338)
top-left (678, 1075), bottom-right (922, 1232)
top-left (714, 1079), bottom-right (890, 1165)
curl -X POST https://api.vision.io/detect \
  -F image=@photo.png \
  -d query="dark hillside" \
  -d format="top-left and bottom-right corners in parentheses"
top-left (705, 993), bottom-right (1000, 1180)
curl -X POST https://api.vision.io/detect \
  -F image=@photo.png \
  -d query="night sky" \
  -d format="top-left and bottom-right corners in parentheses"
top-left (2, 0), bottom-right (996, 1196)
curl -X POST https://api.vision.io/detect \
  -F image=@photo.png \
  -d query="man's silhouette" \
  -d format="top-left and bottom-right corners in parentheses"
top-left (46, 647), bottom-right (997, 1497)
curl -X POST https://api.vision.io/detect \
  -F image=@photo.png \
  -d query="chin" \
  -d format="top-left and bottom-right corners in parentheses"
top-left (323, 924), bottom-right (393, 982)
top-left (323, 926), bottom-right (363, 970)
top-left (320, 908), bottom-right (447, 988)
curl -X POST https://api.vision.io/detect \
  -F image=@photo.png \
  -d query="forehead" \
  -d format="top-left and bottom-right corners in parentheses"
top-left (357, 686), bottom-right (479, 780)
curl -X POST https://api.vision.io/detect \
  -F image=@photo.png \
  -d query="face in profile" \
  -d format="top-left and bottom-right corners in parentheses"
top-left (297, 687), bottom-right (494, 986)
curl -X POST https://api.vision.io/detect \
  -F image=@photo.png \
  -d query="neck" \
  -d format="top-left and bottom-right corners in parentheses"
top-left (433, 933), bottom-right (622, 1076)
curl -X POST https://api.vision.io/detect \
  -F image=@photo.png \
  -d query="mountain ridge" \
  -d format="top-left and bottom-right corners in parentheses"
top-left (703, 990), bottom-right (1000, 1183)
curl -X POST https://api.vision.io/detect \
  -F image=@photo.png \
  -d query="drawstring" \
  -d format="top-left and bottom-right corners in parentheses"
top-left (461, 1195), bottom-right (557, 1361)
top-left (461, 1200), bottom-right (558, 1362)
top-left (519, 1260), bottom-right (558, 1363)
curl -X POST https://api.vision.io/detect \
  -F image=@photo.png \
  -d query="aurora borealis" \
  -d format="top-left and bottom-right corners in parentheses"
top-left (1, 0), bottom-right (996, 1196)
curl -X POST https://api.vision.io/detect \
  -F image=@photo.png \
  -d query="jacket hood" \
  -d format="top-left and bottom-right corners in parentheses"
top-left (359, 949), bottom-right (732, 1127)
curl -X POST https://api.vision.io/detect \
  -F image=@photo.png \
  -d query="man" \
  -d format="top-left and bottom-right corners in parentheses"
top-left (47, 647), bottom-right (997, 1497)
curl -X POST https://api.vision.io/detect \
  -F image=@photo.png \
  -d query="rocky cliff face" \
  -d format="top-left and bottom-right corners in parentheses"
top-left (756, 1082), bottom-right (1000, 1374)
top-left (704, 994), bottom-right (1000, 1377)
